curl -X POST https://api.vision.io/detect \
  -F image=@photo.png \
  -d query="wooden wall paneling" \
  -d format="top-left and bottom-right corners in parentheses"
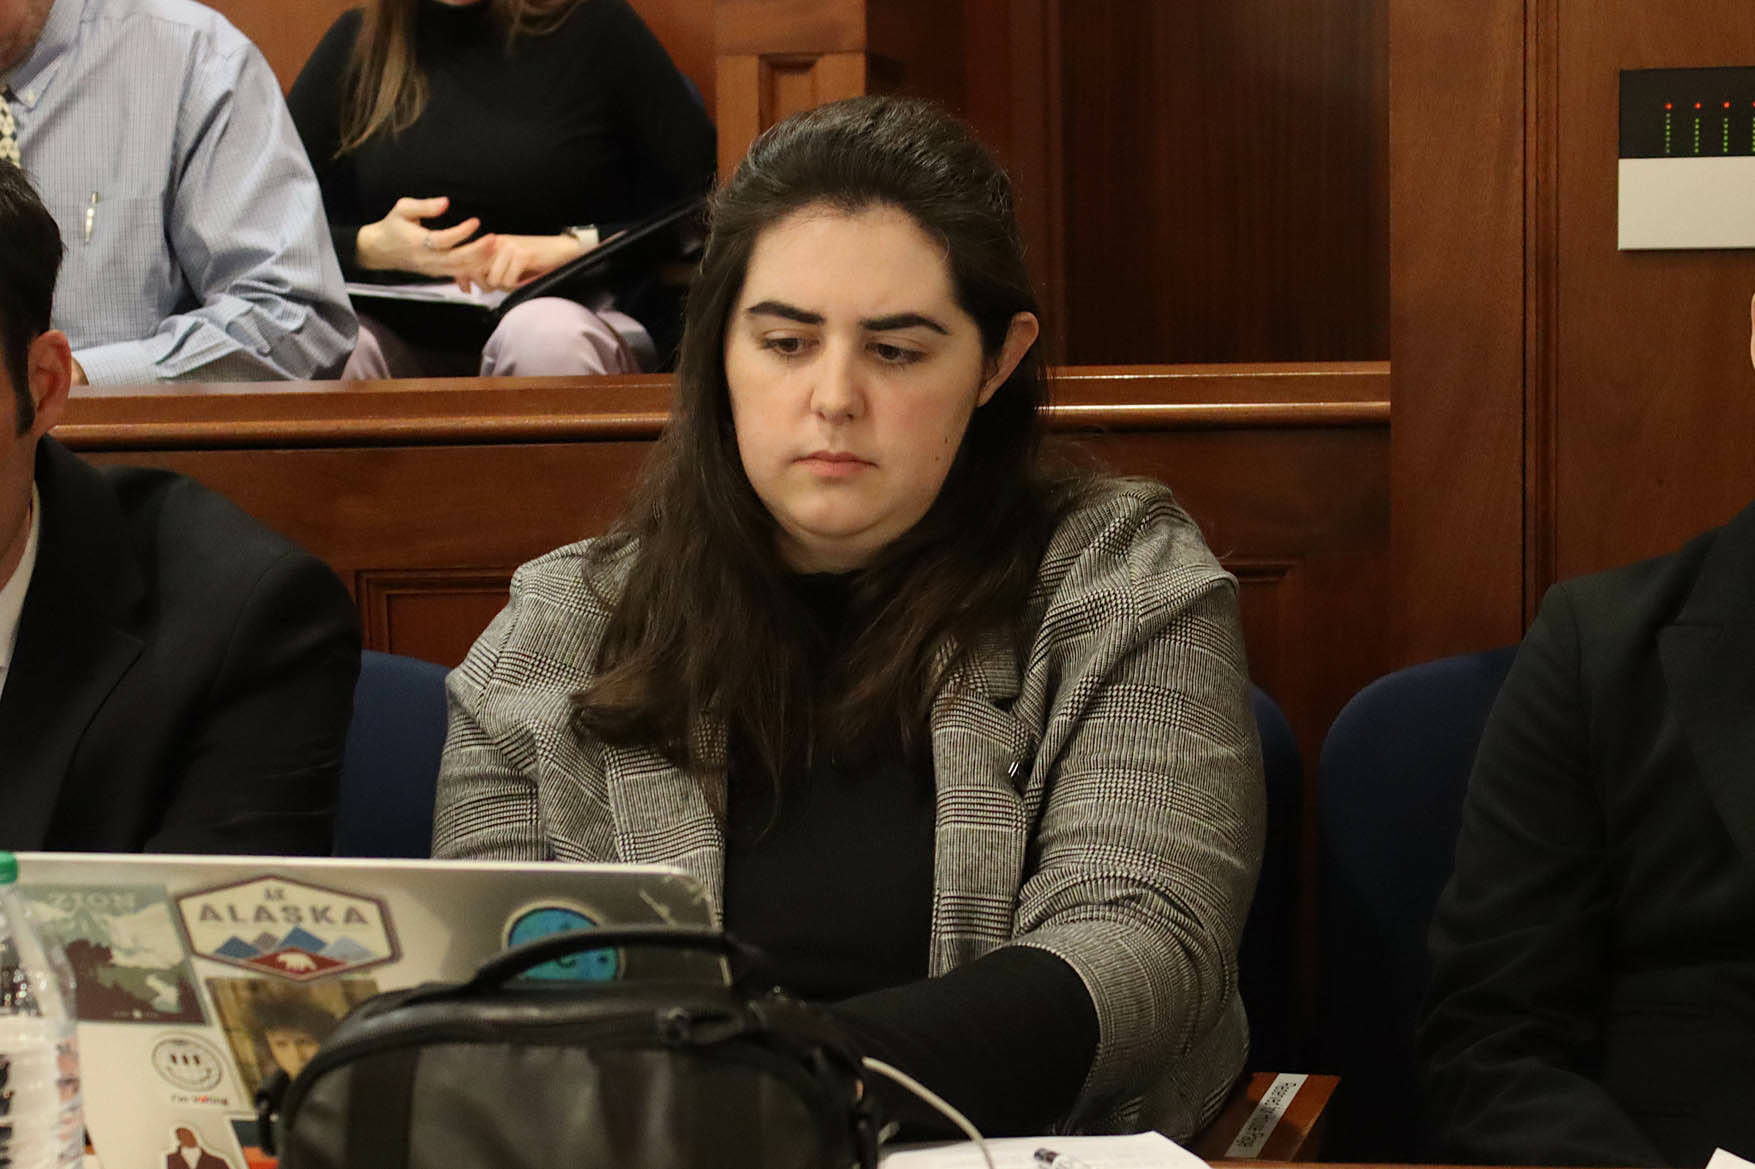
top-left (713, 0), bottom-right (965, 174)
top-left (200, 0), bottom-right (352, 91)
top-left (1055, 0), bottom-right (1388, 367)
top-left (961, 0), bottom-right (1067, 360)
top-left (1548, 1), bottom-right (1755, 585)
top-left (626, 0), bottom-right (719, 115)
top-left (1524, 0), bottom-right (1561, 617)
top-left (714, 52), bottom-right (868, 177)
top-left (359, 569), bottom-right (520, 670)
top-left (1388, 0), bottom-right (1527, 664)
top-left (77, 439), bottom-right (656, 663)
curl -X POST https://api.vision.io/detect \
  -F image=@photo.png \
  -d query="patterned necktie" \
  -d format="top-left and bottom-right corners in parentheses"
top-left (0, 87), bottom-right (19, 167)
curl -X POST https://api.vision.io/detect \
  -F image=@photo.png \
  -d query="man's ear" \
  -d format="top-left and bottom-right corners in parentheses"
top-left (976, 312), bottom-right (1041, 407)
top-left (25, 330), bottom-right (73, 438)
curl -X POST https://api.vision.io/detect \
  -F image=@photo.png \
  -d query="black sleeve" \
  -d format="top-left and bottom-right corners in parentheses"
top-left (593, 0), bottom-right (717, 201)
top-left (829, 945), bottom-right (1098, 1138)
top-left (146, 549), bottom-right (362, 856)
top-left (1417, 585), bottom-right (1667, 1166)
top-left (287, 8), bottom-right (369, 273)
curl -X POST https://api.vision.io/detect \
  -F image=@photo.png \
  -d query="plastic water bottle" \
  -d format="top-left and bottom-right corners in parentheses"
top-left (0, 852), bottom-right (82, 1169)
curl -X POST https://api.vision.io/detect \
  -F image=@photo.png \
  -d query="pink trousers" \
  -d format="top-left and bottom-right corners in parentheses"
top-left (345, 297), bottom-right (653, 379)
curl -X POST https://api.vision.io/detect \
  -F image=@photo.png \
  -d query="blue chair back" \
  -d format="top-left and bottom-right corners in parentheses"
top-left (1315, 647), bottom-right (1516, 1160)
top-left (335, 650), bottom-right (451, 858)
top-left (1239, 682), bottom-right (1302, 1072)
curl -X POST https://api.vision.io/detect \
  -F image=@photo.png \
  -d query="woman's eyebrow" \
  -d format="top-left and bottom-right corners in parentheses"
top-left (861, 312), bottom-right (949, 335)
top-left (744, 299), bottom-right (821, 324)
top-left (743, 300), bottom-right (950, 335)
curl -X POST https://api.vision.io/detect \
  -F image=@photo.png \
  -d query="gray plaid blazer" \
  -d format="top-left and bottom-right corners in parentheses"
top-left (433, 478), bottom-right (1266, 1137)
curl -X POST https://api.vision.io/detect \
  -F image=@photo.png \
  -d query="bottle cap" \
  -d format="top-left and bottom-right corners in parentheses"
top-left (0, 852), bottom-right (16, 883)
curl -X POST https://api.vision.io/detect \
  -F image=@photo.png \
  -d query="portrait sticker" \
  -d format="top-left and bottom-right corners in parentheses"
top-left (205, 977), bottom-right (379, 1098)
top-left (158, 1119), bottom-right (243, 1169)
top-left (17, 884), bottom-right (204, 1023)
top-left (176, 875), bottom-right (398, 981)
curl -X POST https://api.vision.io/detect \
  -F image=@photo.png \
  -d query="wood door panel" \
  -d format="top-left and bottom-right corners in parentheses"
top-left (358, 570), bottom-right (517, 667)
top-left (1551, 1), bottom-right (1755, 581)
top-left (1055, 0), bottom-right (1388, 366)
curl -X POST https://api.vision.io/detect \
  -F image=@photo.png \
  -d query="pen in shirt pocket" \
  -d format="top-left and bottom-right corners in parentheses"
top-left (83, 191), bottom-right (97, 244)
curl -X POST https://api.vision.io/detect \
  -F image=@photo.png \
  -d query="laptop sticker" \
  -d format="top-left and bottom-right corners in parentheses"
top-left (206, 976), bottom-right (380, 1099)
top-left (150, 1033), bottom-right (230, 1097)
top-left (503, 902), bottom-right (623, 981)
top-left (160, 1119), bottom-right (245, 1169)
top-left (16, 884), bottom-right (205, 1023)
top-left (175, 875), bottom-right (399, 980)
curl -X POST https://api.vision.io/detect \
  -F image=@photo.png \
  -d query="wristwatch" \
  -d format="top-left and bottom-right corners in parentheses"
top-left (563, 224), bottom-right (599, 250)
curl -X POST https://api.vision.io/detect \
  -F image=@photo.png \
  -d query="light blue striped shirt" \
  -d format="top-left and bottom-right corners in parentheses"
top-left (2, 0), bottom-right (355, 384)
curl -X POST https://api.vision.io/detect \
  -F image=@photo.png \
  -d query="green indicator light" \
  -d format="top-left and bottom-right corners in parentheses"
top-left (1694, 117), bottom-right (1702, 155)
top-left (1665, 112), bottom-right (1673, 155)
top-left (1724, 119), bottom-right (1731, 154)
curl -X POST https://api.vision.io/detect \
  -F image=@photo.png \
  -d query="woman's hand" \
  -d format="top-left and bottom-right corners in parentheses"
top-left (460, 233), bottom-right (589, 292)
top-left (356, 196), bottom-right (494, 281)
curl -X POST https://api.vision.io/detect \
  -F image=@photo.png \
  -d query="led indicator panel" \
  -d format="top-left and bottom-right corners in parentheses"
top-left (1622, 66), bottom-right (1755, 157)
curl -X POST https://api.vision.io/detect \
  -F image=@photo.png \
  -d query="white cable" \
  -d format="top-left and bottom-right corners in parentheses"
top-left (861, 1056), bottom-right (996, 1169)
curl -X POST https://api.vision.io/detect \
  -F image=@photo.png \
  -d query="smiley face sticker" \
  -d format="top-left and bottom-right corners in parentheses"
top-left (502, 904), bottom-right (621, 982)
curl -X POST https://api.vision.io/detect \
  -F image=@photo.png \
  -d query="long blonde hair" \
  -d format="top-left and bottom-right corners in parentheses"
top-left (339, 0), bottom-right (580, 153)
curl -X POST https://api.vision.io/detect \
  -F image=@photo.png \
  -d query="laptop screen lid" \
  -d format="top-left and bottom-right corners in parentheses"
top-left (9, 852), bottom-right (718, 1168)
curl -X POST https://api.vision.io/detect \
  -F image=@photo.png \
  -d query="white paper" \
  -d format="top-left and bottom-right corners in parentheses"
top-left (1706, 1150), bottom-right (1755, 1169)
top-left (345, 279), bottom-right (509, 310)
top-left (879, 1131), bottom-right (1204, 1169)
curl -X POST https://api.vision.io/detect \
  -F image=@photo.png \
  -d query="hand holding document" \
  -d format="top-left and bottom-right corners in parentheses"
top-left (879, 1131), bottom-right (1206, 1169)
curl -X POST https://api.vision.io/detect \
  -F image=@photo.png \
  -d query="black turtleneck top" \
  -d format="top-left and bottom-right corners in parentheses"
top-left (722, 573), bottom-right (1099, 1136)
top-left (287, 0), bottom-right (715, 275)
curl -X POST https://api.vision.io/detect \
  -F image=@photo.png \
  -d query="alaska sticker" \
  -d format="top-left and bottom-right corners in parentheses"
top-left (17, 885), bottom-right (205, 1023)
top-left (175, 877), bottom-right (397, 981)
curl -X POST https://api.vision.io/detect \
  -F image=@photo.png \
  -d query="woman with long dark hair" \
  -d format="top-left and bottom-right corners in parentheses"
top-left (287, 0), bottom-right (713, 377)
top-left (433, 97), bottom-right (1264, 1138)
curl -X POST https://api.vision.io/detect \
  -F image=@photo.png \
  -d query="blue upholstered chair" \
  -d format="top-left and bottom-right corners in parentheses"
top-left (334, 650), bottom-right (451, 858)
top-left (1314, 647), bottom-right (1517, 1161)
top-left (1239, 682), bottom-right (1303, 1073)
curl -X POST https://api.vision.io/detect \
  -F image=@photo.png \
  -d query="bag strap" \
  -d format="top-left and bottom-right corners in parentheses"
top-left (461, 924), bottom-right (758, 992)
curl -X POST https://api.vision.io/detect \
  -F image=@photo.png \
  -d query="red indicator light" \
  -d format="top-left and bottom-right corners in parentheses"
top-left (1725, 101), bottom-right (1733, 109)
top-left (1665, 102), bottom-right (1673, 110)
top-left (1695, 102), bottom-right (1703, 109)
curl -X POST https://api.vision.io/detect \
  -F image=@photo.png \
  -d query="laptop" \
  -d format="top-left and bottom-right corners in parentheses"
top-left (9, 852), bottom-right (718, 1169)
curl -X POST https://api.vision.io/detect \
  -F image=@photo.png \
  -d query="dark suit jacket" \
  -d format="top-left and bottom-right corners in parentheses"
top-left (0, 439), bottom-right (360, 853)
top-left (1420, 500), bottom-right (1755, 1167)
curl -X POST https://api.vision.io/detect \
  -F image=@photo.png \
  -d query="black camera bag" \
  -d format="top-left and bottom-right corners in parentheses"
top-left (256, 925), bottom-right (880, 1169)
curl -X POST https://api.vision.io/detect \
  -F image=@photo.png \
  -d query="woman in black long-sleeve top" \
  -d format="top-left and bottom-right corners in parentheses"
top-left (288, 0), bottom-right (715, 377)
